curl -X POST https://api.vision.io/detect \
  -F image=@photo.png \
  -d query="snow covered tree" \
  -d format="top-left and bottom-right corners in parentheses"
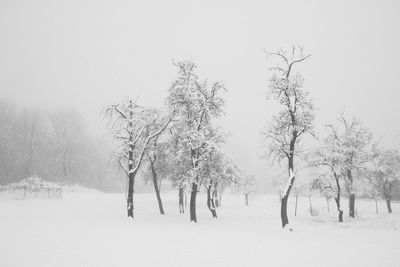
top-left (143, 136), bottom-right (170, 215)
top-left (105, 99), bottom-right (172, 218)
top-left (262, 47), bottom-right (314, 228)
top-left (367, 146), bottom-right (400, 213)
top-left (325, 115), bottom-right (372, 218)
top-left (201, 146), bottom-right (225, 218)
top-left (166, 60), bottom-right (226, 222)
top-left (308, 143), bottom-right (346, 222)
top-left (214, 160), bottom-right (241, 207)
top-left (241, 174), bottom-right (256, 206)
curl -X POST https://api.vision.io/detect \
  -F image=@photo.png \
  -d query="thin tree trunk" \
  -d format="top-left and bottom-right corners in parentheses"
top-left (245, 193), bottom-right (249, 206)
top-left (386, 198), bottom-right (392, 213)
top-left (349, 194), bottom-right (356, 218)
top-left (190, 182), bottom-right (198, 222)
top-left (213, 189), bottom-right (220, 207)
top-left (375, 196), bottom-right (379, 214)
top-left (294, 194), bottom-right (298, 216)
top-left (127, 143), bottom-right (134, 218)
top-left (334, 176), bottom-right (343, 222)
top-left (207, 185), bottom-right (217, 218)
top-left (150, 162), bottom-right (164, 215)
top-left (179, 187), bottom-right (184, 214)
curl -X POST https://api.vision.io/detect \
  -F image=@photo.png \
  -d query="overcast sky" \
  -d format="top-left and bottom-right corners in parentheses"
top-left (1, 0), bottom-right (399, 187)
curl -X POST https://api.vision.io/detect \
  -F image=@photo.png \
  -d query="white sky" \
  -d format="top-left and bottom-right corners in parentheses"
top-left (1, 0), bottom-right (400, 188)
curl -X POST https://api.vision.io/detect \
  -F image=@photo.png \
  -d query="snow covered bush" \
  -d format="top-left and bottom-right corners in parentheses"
top-left (0, 175), bottom-right (62, 199)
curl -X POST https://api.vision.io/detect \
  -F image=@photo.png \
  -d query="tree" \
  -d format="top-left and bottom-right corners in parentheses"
top-left (143, 136), bottom-right (175, 215)
top-left (105, 99), bottom-right (172, 218)
top-left (166, 60), bottom-right (226, 223)
top-left (309, 143), bottom-right (346, 222)
top-left (214, 160), bottom-right (241, 207)
top-left (325, 115), bottom-right (372, 218)
top-left (367, 146), bottom-right (400, 213)
top-left (241, 174), bottom-right (256, 206)
top-left (262, 47), bottom-right (314, 228)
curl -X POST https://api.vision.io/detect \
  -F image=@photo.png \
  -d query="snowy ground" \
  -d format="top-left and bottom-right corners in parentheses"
top-left (0, 189), bottom-right (399, 267)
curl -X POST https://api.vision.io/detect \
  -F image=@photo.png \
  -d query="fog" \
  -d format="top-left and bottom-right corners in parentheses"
top-left (1, 0), bottom-right (400, 189)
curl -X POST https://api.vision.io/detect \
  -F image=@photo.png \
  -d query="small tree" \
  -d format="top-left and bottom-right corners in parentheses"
top-left (368, 146), bottom-right (400, 213)
top-left (262, 47), bottom-right (314, 228)
top-left (241, 174), bottom-right (256, 206)
top-left (105, 99), bottom-right (172, 218)
top-left (309, 144), bottom-right (345, 222)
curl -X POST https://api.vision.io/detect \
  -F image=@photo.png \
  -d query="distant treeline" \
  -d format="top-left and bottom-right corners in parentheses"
top-left (0, 99), bottom-right (123, 192)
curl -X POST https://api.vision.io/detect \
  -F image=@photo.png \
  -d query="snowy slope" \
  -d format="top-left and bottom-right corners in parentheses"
top-left (0, 191), bottom-right (399, 267)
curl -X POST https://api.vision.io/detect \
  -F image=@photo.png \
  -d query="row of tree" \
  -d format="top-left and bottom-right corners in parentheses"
top-left (262, 47), bottom-right (400, 228)
top-left (104, 61), bottom-right (242, 222)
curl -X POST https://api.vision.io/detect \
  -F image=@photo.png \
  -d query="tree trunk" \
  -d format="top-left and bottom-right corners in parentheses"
top-left (190, 182), bottom-right (198, 222)
top-left (349, 194), bottom-right (356, 218)
top-left (281, 155), bottom-right (295, 228)
top-left (150, 162), bottom-right (164, 215)
top-left (347, 169), bottom-right (356, 218)
top-left (245, 193), bottom-right (249, 206)
top-left (334, 176), bottom-right (343, 222)
top-left (386, 198), bottom-right (392, 213)
top-left (375, 196), bottom-right (379, 214)
top-left (207, 185), bottom-right (217, 218)
top-left (294, 194), bottom-right (298, 216)
top-left (281, 194), bottom-right (289, 227)
top-left (213, 189), bottom-right (220, 207)
top-left (179, 187), bottom-right (184, 214)
top-left (127, 143), bottom-right (134, 218)
top-left (127, 174), bottom-right (134, 218)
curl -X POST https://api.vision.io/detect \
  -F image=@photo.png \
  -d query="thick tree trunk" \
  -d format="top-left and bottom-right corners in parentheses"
top-left (347, 169), bottom-right (356, 218)
top-left (207, 186), bottom-right (217, 218)
top-left (349, 194), bottom-right (356, 218)
top-left (281, 194), bottom-right (289, 227)
top-left (190, 182), bottom-right (198, 222)
top-left (150, 162), bottom-right (164, 215)
top-left (386, 198), bottom-right (392, 213)
top-left (179, 187), bottom-right (184, 214)
top-left (127, 175), bottom-right (134, 218)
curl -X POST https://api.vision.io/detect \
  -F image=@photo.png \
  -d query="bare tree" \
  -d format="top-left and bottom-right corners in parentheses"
top-left (262, 46), bottom-right (314, 228)
top-left (105, 99), bottom-right (172, 218)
